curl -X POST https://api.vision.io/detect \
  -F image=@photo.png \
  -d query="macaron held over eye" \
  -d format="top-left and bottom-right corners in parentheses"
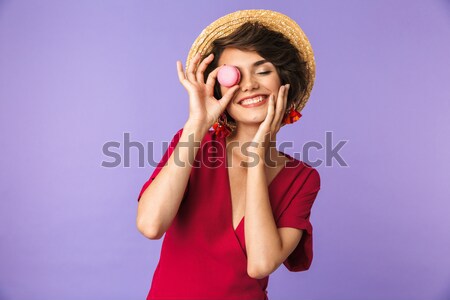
top-left (217, 65), bottom-right (241, 87)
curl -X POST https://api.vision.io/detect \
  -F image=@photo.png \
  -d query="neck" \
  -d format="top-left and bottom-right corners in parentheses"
top-left (226, 122), bottom-right (260, 145)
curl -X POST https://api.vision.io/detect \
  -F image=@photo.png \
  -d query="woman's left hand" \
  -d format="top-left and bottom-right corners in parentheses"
top-left (250, 84), bottom-right (290, 155)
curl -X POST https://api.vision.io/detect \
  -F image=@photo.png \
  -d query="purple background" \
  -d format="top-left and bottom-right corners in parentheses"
top-left (1, 0), bottom-right (449, 299)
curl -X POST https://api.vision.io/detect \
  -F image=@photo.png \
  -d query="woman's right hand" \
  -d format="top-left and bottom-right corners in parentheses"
top-left (176, 53), bottom-right (240, 129)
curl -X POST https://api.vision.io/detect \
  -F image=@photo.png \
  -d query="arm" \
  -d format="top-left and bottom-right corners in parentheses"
top-left (136, 121), bottom-right (208, 240)
top-left (244, 84), bottom-right (305, 278)
top-left (136, 53), bottom-right (239, 239)
top-left (244, 151), bottom-right (304, 279)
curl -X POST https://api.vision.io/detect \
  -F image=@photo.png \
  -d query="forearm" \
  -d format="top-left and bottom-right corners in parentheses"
top-left (137, 121), bottom-right (209, 239)
top-left (244, 152), bottom-right (283, 277)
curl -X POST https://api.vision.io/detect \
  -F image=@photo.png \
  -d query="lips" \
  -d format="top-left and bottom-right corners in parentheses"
top-left (237, 94), bottom-right (267, 105)
top-left (237, 94), bottom-right (268, 108)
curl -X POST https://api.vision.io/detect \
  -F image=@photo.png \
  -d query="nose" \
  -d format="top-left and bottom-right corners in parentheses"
top-left (240, 73), bottom-right (259, 92)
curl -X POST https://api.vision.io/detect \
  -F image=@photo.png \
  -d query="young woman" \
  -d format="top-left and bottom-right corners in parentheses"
top-left (136, 10), bottom-right (321, 300)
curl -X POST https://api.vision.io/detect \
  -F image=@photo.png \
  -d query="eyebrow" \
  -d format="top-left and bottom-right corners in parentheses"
top-left (253, 59), bottom-right (270, 67)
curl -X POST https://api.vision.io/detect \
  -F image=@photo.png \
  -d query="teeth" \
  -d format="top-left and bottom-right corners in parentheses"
top-left (240, 96), bottom-right (264, 105)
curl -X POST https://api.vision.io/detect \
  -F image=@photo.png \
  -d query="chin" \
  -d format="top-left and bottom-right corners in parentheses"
top-left (238, 117), bottom-right (266, 126)
top-left (229, 109), bottom-right (268, 124)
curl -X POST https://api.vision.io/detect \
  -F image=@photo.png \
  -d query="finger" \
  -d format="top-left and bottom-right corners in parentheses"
top-left (205, 65), bottom-right (222, 89)
top-left (268, 94), bottom-right (279, 141)
top-left (196, 53), bottom-right (214, 83)
top-left (261, 95), bottom-right (276, 142)
top-left (177, 60), bottom-right (186, 81)
top-left (187, 53), bottom-right (201, 82)
top-left (271, 85), bottom-right (286, 128)
top-left (177, 60), bottom-right (190, 89)
top-left (264, 94), bottom-right (276, 124)
top-left (217, 85), bottom-right (240, 109)
top-left (280, 84), bottom-right (289, 126)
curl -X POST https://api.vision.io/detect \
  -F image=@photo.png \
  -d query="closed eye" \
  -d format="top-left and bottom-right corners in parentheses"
top-left (258, 71), bottom-right (272, 75)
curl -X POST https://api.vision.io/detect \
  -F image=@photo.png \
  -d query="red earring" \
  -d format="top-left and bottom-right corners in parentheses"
top-left (212, 113), bottom-right (232, 138)
top-left (283, 106), bottom-right (302, 124)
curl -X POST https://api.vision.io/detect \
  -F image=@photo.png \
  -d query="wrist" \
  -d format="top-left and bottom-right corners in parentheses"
top-left (247, 140), bottom-right (267, 155)
top-left (244, 143), bottom-right (265, 165)
top-left (184, 120), bottom-right (210, 136)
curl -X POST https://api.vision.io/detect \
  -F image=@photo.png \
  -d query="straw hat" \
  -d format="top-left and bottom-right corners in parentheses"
top-left (186, 9), bottom-right (316, 114)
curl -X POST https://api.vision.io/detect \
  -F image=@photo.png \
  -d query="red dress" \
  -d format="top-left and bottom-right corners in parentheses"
top-left (137, 128), bottom-right (321, 300)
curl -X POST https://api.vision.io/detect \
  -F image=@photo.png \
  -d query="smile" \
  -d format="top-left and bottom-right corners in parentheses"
top-left (238, 95), bottom-right (268, 108)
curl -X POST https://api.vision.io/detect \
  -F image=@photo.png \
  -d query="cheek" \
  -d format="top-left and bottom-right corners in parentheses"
top-left (225, 105), bottom-right (238, 120)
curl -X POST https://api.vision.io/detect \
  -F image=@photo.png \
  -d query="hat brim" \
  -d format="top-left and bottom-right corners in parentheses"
top-left (186, 9), bottom-right (316, 113)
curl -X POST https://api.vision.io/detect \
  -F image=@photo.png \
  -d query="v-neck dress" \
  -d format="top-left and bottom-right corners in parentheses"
top-left (137, 128), bottom-right (321, 300)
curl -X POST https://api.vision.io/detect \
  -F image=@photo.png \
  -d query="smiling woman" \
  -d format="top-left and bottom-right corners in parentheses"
top-left (204, 21), bottom-right (311, 133)
top-left (136, 9), bottom-right (321, 300)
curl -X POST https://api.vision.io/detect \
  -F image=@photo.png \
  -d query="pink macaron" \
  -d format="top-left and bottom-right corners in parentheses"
top-left (217, 65), bottom-right (241, 87)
